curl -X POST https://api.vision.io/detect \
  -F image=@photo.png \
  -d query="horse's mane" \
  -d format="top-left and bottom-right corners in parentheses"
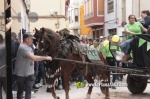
top-left (41, 28), bottom-right (61, 56)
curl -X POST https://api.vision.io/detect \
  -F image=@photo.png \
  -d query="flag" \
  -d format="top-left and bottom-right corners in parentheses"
top-left (138, 38), bottom-right (146, 48)
top-left (147, 42), bottom-right (150, 51)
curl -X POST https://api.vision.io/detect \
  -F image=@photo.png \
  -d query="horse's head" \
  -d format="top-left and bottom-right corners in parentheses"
top-left (33, 28), bottom-right (43, 46)
top-left (38, 27), bottom-right (61, 56)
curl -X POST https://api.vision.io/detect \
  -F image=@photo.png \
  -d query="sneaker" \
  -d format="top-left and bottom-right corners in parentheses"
top-left (31, 91), bottom-right (34, 95)
top-left (23, 91), bottom-right (25, 96)
top-left (33, 84), bottom-right (39, 89)
top-left (12, 91), bottom-right (17, 95)
top-left (38, 83), bottom-right (42, 87)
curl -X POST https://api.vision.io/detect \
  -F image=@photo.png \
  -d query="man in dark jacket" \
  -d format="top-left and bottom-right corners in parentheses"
top-left (141, 10), bottom-right (150, 34)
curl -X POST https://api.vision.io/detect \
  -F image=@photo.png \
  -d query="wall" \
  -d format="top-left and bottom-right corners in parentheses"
top-left (104, 0), bottom-right (117, 36)
top-left (0, 0), bottom-right (29, 37)
top-left (80, 5), bottom-right (92, 35)
top-left (30, 0), bottom-right (66, 32)
top-left (134, 0), bottom-right (150, 18)
top-left (0, 0), bottom-right (5, 37)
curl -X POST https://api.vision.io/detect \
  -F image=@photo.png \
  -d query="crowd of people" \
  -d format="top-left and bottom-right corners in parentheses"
top-left (0, 9), bottom-right (150, 99)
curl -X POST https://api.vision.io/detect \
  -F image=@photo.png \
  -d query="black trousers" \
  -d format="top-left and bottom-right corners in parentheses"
top-left (16, 75), bottom-right (35, 99)
top-left (106, 57), bottom-right (117, 83)
top-left (0, 77), bottom-right (6, 99)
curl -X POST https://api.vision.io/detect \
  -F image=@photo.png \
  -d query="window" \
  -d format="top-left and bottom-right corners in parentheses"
top-left (89, 0), bottom-right (91, 14)
top-left (93, 29), bottom-right (103, 39)
top-left (93, 30), bottom-right (95, 39)
top-left (108, 28), bottom-right (116, 35)
top-left (84, 0), bottom-right (93, 18)
top-left (86, 1), bottom-right (88, 16)
top-left (122, 0), bottom-right (126, 21)
top-left (91, 0), bottom-right (93, 15)
top-left (69, 11), bottom-right (71, 23)
top-left (75, 8), bottom-right (79, 22)
top-left (71, 9), bottom-right (73, 23)
top-left (99, 29), bottom-right (103, 36)
top-left (84, 1), bottom-right (86, 17)
top-left (107, 0), bottom-right (114, 13)
top-left (97, 0), bottom-right (104, 15)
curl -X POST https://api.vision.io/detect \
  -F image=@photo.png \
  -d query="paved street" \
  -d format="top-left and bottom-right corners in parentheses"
top-left (10, 76), bottom-right (150, 99)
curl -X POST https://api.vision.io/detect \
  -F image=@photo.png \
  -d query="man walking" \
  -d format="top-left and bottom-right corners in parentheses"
top-left (14, 33), bottom-right (52, 99)
top-left (0, 34), bottom-right (6, 99)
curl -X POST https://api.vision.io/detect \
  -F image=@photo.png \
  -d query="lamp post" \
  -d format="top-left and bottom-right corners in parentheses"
top-left (5, 0), bottom-right (12, 98)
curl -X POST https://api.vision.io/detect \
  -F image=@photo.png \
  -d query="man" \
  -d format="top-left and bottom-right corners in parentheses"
top-left (80, 36), bottom-right (86, 44)
top-left (14, 33), bottom-right (52, 99)
top-left (0, 34), bottom-right (6, 99)
top-left (101, 35), bottom-right (121, 89)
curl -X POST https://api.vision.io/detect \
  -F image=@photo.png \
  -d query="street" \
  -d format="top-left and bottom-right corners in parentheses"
top-left (11, 76), bottom-right (150, 99)
top-left (0, 0), bottom-right (150, 99)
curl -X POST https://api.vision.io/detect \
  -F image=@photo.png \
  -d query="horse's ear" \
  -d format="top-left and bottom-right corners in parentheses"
top-left (41, 27), bottom-right (45, 34)
top-left (35, 27), bottom-right (39, 32)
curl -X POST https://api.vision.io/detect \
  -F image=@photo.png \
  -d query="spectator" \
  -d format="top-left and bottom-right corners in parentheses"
top-left (11, 32), bottom-right (20, 94)
top-left (141, 10), bottom-right (150, 34)
top-left (14, 33), bottom-right (52, 99)
top-left (0, 34), bottom-right (6, 99)
top-left (0, 17), bottom-right (13, 99)
top-left (120, 15), bottom-right (147, 61)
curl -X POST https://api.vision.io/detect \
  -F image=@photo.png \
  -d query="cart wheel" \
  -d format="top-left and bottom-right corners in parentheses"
top-left (100, 81), bottom-right (107, 94)
top-left (127, 75), bottom-right (147, 94)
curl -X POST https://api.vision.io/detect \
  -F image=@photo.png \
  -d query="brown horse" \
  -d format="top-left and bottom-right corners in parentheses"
top-left (34, 27), bottom-right (110, 99)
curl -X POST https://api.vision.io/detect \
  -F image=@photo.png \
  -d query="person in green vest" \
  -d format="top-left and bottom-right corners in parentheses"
top-left (120, 15), bottom-right (147, 61)
top-left (101, 35), bottom-right (121, 89)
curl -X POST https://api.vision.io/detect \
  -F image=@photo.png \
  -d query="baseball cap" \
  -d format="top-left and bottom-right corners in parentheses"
top-left (23, 33), bottom-right (36, 40)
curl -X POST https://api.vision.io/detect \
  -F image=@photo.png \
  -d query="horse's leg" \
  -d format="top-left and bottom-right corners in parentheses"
top-left (84, 74), bottom-right (94, 99)
top-left (105, 72), bottom-right (110, 99)
top-left (51, 87), bottom-right (60, 99)
top-left (62, 71), bottom-right (70, 99)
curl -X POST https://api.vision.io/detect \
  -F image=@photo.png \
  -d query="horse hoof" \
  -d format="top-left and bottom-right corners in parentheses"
top-left (54, 96), bottom-right (60, 99)
top-left (85, 94), bottom-right (91, 99)
top-left (105, 96), bottom-right (110, 99)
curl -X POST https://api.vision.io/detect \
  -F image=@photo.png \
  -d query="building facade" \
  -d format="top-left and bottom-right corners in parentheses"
top-left (84, 0), bottom-right (104, 39)
top-left (79, 0), bottom-right (92, 37)
top-left (0, 0), bottom-right (30, 37)
top-left (30, 0), bottom-right (66, 32)
top-left (67, 0), bottom-right (80, 35)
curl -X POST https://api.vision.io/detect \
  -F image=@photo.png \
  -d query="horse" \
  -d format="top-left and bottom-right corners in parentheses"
top-left (33, 27), bottom-right (110, 99)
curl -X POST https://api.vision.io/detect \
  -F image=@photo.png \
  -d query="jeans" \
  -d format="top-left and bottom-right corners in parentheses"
top-left (16, 75), bottom-right (35, 99)
top-left (12, 74), bottom-right (18, 91)
top-left (120, 37), bottom-right (134, 55)
top-left (0, 77), bottom-right (6, 99)
top-left (78, 75), bottom-right (84, 82)
top-left (35, 61), bottom-right (45, 84)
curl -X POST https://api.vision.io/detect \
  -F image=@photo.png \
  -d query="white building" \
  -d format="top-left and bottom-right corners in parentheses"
top-left (30, 0), bottom-right (66, 32)
top-left (68, 0), bottom-right (80, 35)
